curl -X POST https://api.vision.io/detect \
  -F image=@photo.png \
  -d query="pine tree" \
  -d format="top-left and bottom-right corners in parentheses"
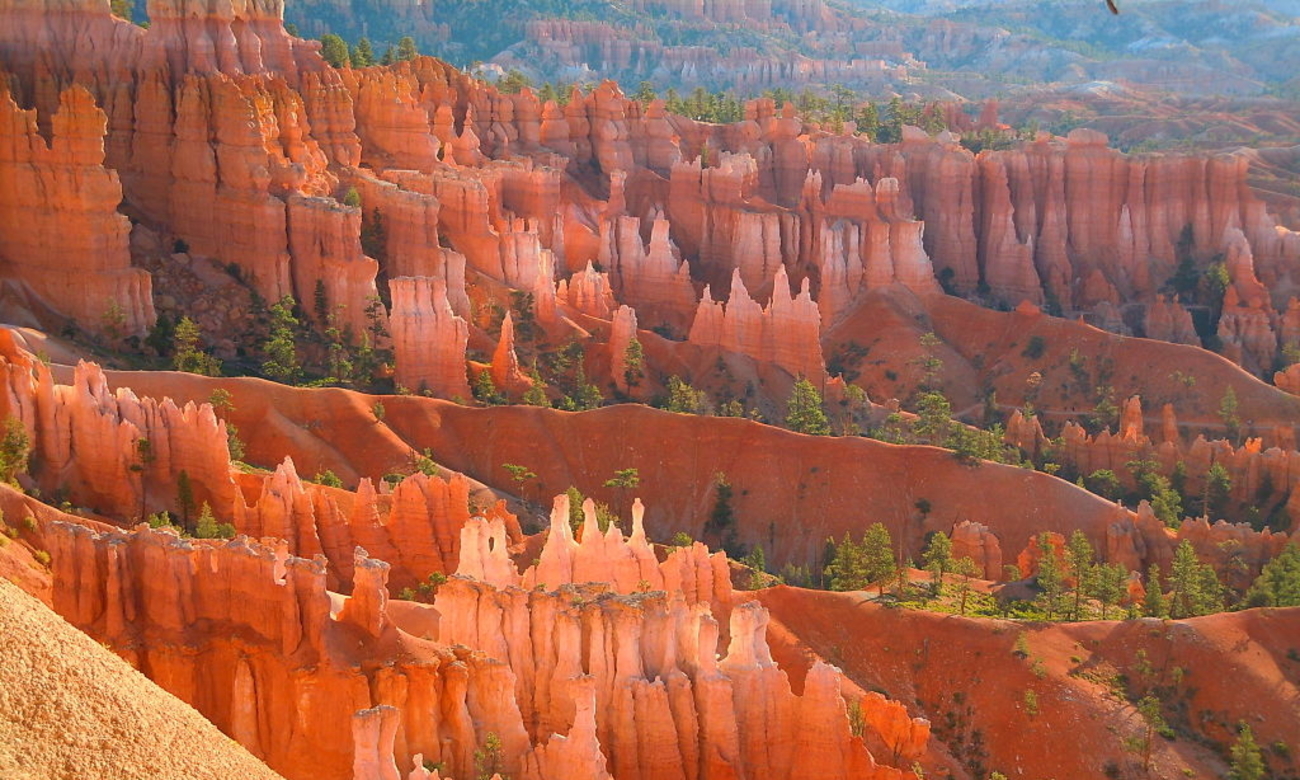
top-left (1035, 533), bottom-right (1066, 619)
top-left (952, 556), bottom-right (980, 615)
top-left (603, 467), bottom-right (640, 515)
top-left (828, 524), bottom-right (896, 595)
top-left (622, 338), bottom-right (644, 388)
top-left (912, 390), bottom-right (953, 445)
top-left (0, 417), bottom-right (31, 486)
top-left (706, 472), bottom-right (734, 534)
top-left (1228, 722), bottom-right (1265, 780)
top-left (193, 502), bottom-right (235, 539)
top-left (1090, 562), bottom-right (1128, 620)
top-left (785, 378), bottom-right (830, 435)
top-left (319, 34), bottom-right (351, 68)
top-left (396, 36), bottom-right (418, 61)
top-left (1220, 386), bottom-right (1241, 443)
top-left (1144, 563), bottom-right (1169, 618)
top-left (261, 296), bottom-right (301, 383)
top-left (176, 470), bottom-right (195, 531)
top-left (923, 531), bottom-right (953, 596)
top-left (352, 37), bottom-right (374, 67)
top-left (1245, 542), bottom-right (1300, 607)
top-left (172, 317), bottom-right (221, 376)
top-left (665, 376), bottom-right (708, 414)
top-left (522, 370), bottom-right (550, 407)
top-left (1203, 462), bottom-right (1233, 519)
top-left (1066, 530), bottom-right (1095, 620)
top-left (1169, 540), bottom-right (1222, 618)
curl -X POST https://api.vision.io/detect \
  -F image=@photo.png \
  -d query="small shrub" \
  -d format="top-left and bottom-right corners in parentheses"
top-left (315, 470), bottom-right (343, 488)
top-left (1022, 335), bottom-right (1047, 359)
top-left (671, 531), bottom-right (694, 547)
top-left (20, 514), bottom-right (37, 533)
top-left (847, 698), bottom-right (866, 737)
top-left (32, 549), bottom-right (50, 566)
top-left (1023, 689), bottom-right (1039, 716)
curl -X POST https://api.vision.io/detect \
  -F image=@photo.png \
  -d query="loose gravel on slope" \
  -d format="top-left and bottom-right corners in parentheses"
top-left (0, 578), bottom-right (287, 780)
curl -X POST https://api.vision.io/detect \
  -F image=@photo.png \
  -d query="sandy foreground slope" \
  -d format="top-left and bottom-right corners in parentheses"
top-left (0, 577), bottom-right (287, 780)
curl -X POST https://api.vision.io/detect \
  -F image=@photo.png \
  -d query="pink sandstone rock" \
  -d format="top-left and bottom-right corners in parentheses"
top-left (389, 277), bottom-right (471, 399)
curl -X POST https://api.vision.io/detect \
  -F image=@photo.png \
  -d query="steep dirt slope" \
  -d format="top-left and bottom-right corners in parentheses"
top-left (827, 287), bottom-right (1300, 439)
top-left (755, 586), bottom-right (1300, 780)
top-left (99, 369), bottom-right (1126, 568)
top-left (0, 577), bottom-right (287, 780)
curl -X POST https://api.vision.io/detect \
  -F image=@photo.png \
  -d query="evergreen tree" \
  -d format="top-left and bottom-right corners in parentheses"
top-left (361, 208), bottom-right (387, 259)
top-left (1220, 386), bottom-right (1241, 443)
top-left (828, 524), bottom-right (896, 595)
top-left (1228, 723), bottom-right (1265, 780)
top-left (665, 376), bottom-right (708, 414)
top-left (502, 463), bottom-right (538, 503)
top-left (396, 36), bottom-right (418, 61)
top-left (319, 34), bottom-right (351, 68)
top-left (1035, 533), bottom-right (1066, 619)
top-left (633, 81), bottom-right (657, 105)
top-left (855, 102), bottom-right (880, 141)
top-left (952, 556), bottom-right (981, 615)
top-left (706, 472), bottom-right (734, 534)
top-left (172, 317), bottom-right (222, 376)
top-left (1128, 459), bottom-right (1184, 526)
top-left (912, 390), bottom-right (954, 445)
top-left (923, 531), bottom-right (953, 596)
top-left (176, 470), bottom-right (195, 531)
top-left (1203, 462), bottom-right (1232, 519)
top-left (0, 417), bottom-right (31, 486)
top-left (472, 370), bottom-right (505, 405)
top-left (1090, 562), bottom-right (1128, 620)
top-left (1066, 530), bottom-right (1095, 620)
top-left (603, 467), bottom-right (640, 515)
top-left (380, 45), bottom-right (397, 66)
top-left (261, 296), bottom-right (302, 383)
top-left (1168, 540), bottom-right (1222, 618)
top-left (193, 502), bottom-right (235, 539)
top-left (352, 37), bottom-right (374, 67)
top-left (785, 378), bottom-right (830, 435)
top-left (622, 338), bottom-right (644, 388)
top-left (1245, 542), bottom-right (1300, 607)
top-left (1144, 563), bottom-right (1169, 618)
top-left (522, 370), bottom-right (550, 407)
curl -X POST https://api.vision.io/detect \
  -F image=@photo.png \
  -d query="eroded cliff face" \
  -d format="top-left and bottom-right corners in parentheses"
top-left (1003, 395), bottom-right (1293, 594)
top-left (37, 489), bottom-right (928, 780)
top-left (6, 0), bottom-right (1298, 395)
top-left (0, 84), bottom-right (154, 335)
